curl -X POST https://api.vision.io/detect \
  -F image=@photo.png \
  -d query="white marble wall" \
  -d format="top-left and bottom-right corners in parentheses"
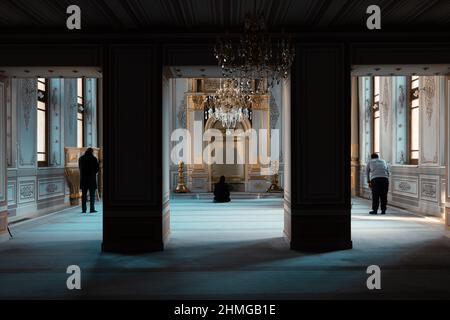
top-left (357, 76), bottom-right (447, 216)
top-left (6, 77), bottom-right (98, 222)
top-left (282, 77), bottom-right (291, 239)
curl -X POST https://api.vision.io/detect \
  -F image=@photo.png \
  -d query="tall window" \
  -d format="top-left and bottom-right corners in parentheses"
top-left (77, 78), bottom-right (84, 148)
top-left (372, 76), bottom-right (380, 154)
top-left (37, 78), bottom-right (48, 166)
top-left (409, 75), bottom-right (420, 164)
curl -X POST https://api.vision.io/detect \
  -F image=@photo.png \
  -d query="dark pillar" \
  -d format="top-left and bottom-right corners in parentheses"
top-left (0, 79), bottom-right (7, 242)
top-left (287, 44), bottom-right (352, 251)
top-left (102, 44), bottom-right (168, 253)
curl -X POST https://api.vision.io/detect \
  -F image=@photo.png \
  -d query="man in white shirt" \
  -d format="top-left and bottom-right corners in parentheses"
top-left (366, 153), bottom-right (390, 215)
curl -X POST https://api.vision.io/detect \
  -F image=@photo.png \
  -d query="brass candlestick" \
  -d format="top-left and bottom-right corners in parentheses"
top-left (174, 161), bottom-right (189, 193)
top-left (267, 173), bottom-right (284, 193)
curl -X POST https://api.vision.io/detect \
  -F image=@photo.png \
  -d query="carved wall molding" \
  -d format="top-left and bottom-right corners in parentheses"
top-left (395, 78), bottom-right (408, 165)
top-left (203, 79), bottom-right (220, 92)
top-left (420, 76), bottom-right (439, 165)
top-left (392, 175), bottom-right (419, 198)
top-left (18, 178), bottom-right (36, 204)
top-left (68, 80), bottom-right (76, 135)
top-left (18, 79), bottom-right (37, 168)
top-left (21, 80), bottom-right (35, 131)
top-left (38, 178), bottom-right (65, 200)
top-left (251, 95), bottom-right (269, 110)
top-left (188, 94), bottom-right (205, 110)
top-left (381, 77), bottom-right (390, 130)
top-left (359, 77), bottom-right (372, 165)
top-left (397, 84), bottom-right (405, 114)
top-left (49, 79), bottom-right (63, 167)
top-left (177, 95), bottom-right (187, 128)
top-left (83, 78), bottom-right (97, 147)
top-left (422, 76), bottom-right (435, 127)
top-left (269, 94), bottom-right (280, 130)
top-left (64, 79), bottom-right (78, 148)
top-left (420, 175), bottom-right (439, 203)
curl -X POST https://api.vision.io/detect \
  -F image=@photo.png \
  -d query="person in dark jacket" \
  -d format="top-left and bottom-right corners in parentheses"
top-left (78, 148), bottom-right (100, 213)
top-left (214, 176), bottom-right (231, 203)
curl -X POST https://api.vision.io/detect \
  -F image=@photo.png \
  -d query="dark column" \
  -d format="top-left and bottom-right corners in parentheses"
top-left (0, 79), bottom-right (7, 242)
top-left (288, 44), bottom-right (352, 251)
top-left (350, 76), bottom-right (360, 196)
top-left (102, 44), bottom-right (168, 253)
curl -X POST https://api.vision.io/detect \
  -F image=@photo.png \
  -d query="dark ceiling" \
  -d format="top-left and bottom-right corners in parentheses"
top-left (0, 0), bottom-right (449, 32)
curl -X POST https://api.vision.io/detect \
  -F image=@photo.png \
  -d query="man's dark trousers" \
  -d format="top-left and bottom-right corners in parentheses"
top-left (81, 186), bottom-right (96, 212)
top-left (371, 177), bottom-right (389, 212)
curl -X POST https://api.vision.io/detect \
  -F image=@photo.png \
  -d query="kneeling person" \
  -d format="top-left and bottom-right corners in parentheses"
top-left (214, 176), bottom-right (231, 203)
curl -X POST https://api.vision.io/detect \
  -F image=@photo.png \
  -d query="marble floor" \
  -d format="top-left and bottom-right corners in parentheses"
top-left (0, 197), bottom-right (449, 299)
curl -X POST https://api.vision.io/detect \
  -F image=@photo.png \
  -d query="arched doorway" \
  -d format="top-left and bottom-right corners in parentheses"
top-left (205, 118), bottom-right (252, 192)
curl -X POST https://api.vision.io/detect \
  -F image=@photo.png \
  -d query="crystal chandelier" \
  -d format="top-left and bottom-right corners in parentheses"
top-left (204, 79), bottom-right (253, 134)
top-left (214, 13), bottom-right (295, 88)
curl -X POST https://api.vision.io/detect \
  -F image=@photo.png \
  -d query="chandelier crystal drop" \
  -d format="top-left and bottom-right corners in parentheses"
top-left (204, 79), bottom-right (253, 134)
top-left (214, 14), bottom-right (295, 88)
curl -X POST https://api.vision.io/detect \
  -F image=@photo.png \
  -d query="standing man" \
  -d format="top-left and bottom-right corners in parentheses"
top-left (366, 153), bottom-right (390, 215)
top-left (79, 148), bottom-right (99, 213)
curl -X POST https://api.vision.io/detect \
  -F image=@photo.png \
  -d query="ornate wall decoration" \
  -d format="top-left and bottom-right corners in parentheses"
top-left (18, 79), bottom-right (37, 168)
top-left (398, 181), bottom-right (411, 192)
top-left (68, 81), bottom-right (77, 134)
top-left (422, 76), bottom-right (435, 126)
top-left (381, 78), bottom-right (390, 130)
top-left (392, 176), bottom-right (419, 198)
top-left (21, 79), bottom-right (35, 131)
top-left (51, 151), bottom-right (60, 166)
top-left (359, 77), bottom-right (372, 165)
top-left (177, 95), bottom-right (187, 128)
top-left (20, 185), bottom-right (34, 198)
top-left (83, 79), bottom-right (97, 147)
top-left (51, 87), bottom-right (58, 113)
top-left (364, 99), bottom-right (371, 123)
top-left (422, 183), bottom-right (436, 199)
top-left (85, 79), bottom-right (93, 123)
top-left (46, 183), bottom-right (58, 193)
top-left (191, 95), bottom-right (205, 110)
top-left (420, 176), bottom-right (439, 203)
top-left (420, 76), bottom-right (439, 165)
top-left (395, 78), bottom-right (408, 164)
top-left (49, 79), bottom-right (63, 167)
top-left (203, 79), bottom-right (220, 92)
top-left (269, 95), bottom-right (280, 130)
top-left (251, 95), bottom-right (269, 110)
top-left (18, 182), bottom-right (35, 203)
top-left (397, 85), bottom-right (405, 114)
top-left (398, 150), bottom-right (406, 164)
top-left (38, 178), bottom-right (65, 200)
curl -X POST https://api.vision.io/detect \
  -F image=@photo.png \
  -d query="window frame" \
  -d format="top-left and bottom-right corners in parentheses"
top-left (77, 78), bottom-right (84, 148)
top-left (409, 75), bottom-right (420, 165)
top-left (37, 78), bottom-right (49, 167)
top-left (372, 76), bottom-right (381, 155)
